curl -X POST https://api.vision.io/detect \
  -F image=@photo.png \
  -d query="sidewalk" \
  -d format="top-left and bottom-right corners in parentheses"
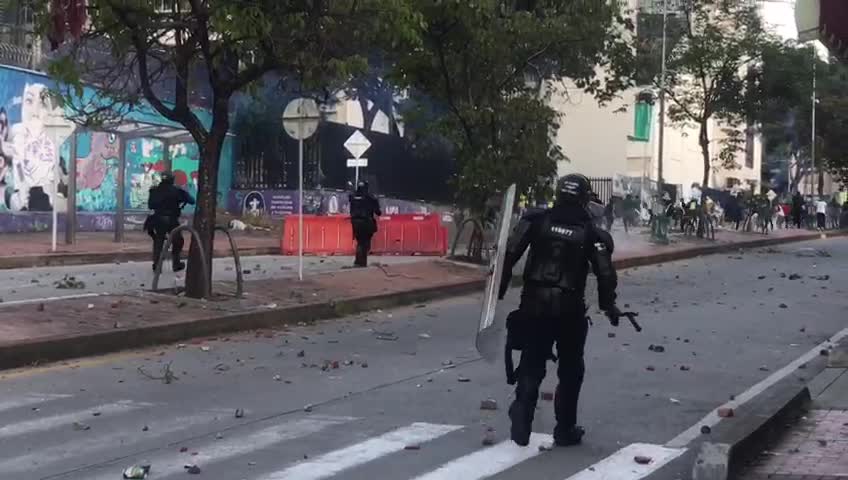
top-left (739, 344), bottom-right (848, 479)
top-left (0, 231), bottom-right (280, 269)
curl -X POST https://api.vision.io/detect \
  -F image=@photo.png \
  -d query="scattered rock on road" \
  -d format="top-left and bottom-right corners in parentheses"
top-left (482, 427), bottom-right (497, 446)
top-left (73, 421), bottom-right (90, 431)
top-left (457, 376), bottom-right (471, 383)
top-left (634, 456), bottom-right (652, 465)
top-left (184, 464), bottom-right (201, 474)
top-left (718, 407), bottom-right (735, 418)
top-left (779, 303), bottom-right (788, 309)
top-left (235, 408), bottom-right (244, 419)
top-left (480, 399), bottom-right (498, 411)
top-left (788, 273), bottom-right (802, 280)
top-left (648, 345), bottom-right (665, 353)
top-left (404, 444), bottom-right (421, 450)
top-left (122, 465), bottom-right (151, 479)
top-left (700, 425), bottom-right (712, 434)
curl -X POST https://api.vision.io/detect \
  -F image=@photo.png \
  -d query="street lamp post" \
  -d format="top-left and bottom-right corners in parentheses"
top-left (282, 98), bottom-right (321, 281)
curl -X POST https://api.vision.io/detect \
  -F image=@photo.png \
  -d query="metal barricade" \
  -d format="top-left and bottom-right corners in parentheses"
top-left (214, 226), bottom-right (244, 298)
top-left (152, 226), bottom-right (211, 298)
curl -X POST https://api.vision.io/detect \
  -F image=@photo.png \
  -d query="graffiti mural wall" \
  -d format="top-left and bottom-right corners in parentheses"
top-left (0, 65), bottom-right (235, 232)
top-left (169, 142), bottom-right (199, 212)
top-left (0, 67), bottom-right (70, 213)
top-left (75, 131), bottom-right (121, 211)
top-left (125, 138), bottom-right (165, 210)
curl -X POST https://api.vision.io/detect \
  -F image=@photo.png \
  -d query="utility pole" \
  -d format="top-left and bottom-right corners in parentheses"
top-left (657, 0), bottom-right (668, 190)
top-left (811, 48), bottom-right (818, 196)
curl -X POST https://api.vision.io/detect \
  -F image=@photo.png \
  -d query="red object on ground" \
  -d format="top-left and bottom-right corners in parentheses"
top-left (281, 214), bottom-right (448, 256)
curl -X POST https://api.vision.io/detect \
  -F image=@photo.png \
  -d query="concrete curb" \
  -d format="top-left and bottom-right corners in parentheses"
top-left (614, 230), bottom-right (848, 270)
top-left (0, 229), bottom-right (843, 371)
top-left (0, 247), bottom-right (280, 270)
top-left (0, 278), bottom-right (486, 370)
top-left (692, 384), bottom-right (812, 480)
top-left (647, 357), bottom-right (823, 480)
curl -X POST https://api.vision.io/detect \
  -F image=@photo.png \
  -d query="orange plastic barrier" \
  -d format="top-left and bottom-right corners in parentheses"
top-left (281, 214), bottom-right (447, 256)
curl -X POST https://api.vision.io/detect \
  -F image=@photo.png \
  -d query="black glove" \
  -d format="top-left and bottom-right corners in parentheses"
top-left (605, 305), bottom-right (623, 327)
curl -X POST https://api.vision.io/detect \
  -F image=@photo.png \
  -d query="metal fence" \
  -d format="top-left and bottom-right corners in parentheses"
top-left (588, 177), bottom-right (613, 204)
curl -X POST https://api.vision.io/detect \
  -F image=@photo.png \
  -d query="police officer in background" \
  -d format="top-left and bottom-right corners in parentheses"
top-left (499, 174), bottom-right (625, 447)
top-left (146, 172), bottom-right (195, 272)
top-left (349, 180), bottom-right (381, 267)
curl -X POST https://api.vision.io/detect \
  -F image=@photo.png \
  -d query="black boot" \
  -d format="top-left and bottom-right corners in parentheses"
top-left (553, 385), bottom-right (584, 446)
top-left (509, 378), bottom-right (539, 447)
top-left (554, 424), bottom-right (585, 447)
top-left (173, 260), bottom-right (186, 272)
top-left (508, 400), bottom-right (533, 447)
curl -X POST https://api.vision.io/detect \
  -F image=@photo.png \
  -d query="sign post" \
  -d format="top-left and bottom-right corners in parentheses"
top-left (343, 130), bottom-right (372, 185)
top-left (282, 98), bottom-right (321, 281)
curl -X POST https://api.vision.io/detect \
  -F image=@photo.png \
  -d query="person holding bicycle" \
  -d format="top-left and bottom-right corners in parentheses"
top-left (145, 171), bottom-right (195, 272)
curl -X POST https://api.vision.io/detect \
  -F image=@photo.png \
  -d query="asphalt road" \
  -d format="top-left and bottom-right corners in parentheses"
top-left (0, 238), bottom-right (845, 480)
top-left (0, 255), bottom-right (421, 304)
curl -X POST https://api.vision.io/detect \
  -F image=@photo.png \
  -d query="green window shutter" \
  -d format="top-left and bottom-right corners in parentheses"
top-left (633, 102), bottom-right (653, 142)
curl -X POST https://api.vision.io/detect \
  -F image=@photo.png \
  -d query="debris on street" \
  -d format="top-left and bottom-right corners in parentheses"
top-left (73, 421), bottom-right (91, 431)
top-left (480, 399), bottom-right (498, 410)
top-left (235, 408), bottom-right (244, 419)
top-left (718, 407), bottom-right (734, 418)
top-left (700, 425), bottom-right (712, 434)
top-left (138, 362), bottom-right (177, 384)
top-left (648, 345), bottom-right (665, 353)
top-left (184, 464), bottom-right (201, 474)
top-left (482, 427), bottom-right (496, 446)
top-left (634, 455), bottom-right (652, 465)
top-left (54, 275), bottom-right (86, 289)
top-left (122, 464), bottom-right (151, 479)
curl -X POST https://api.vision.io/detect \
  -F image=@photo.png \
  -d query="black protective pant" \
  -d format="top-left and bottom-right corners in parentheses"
top-left (351, 218), bottom-right (375, 267)
top-left (511, 291), bottom-right (589, 432)
top-left (793, 212), bottom-right (802, 229)
top-left (817, 213), bottom-right (826, 230)
top-left (150, 216), bottom-right (184, 268)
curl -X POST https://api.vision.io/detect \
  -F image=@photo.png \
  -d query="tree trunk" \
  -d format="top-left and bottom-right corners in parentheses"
top-left (185, 140), bottom-right (220, 298)
top-left (185, 102), bottom-right (229, 298)
top-left (698, 121), bottom-right (710, 238)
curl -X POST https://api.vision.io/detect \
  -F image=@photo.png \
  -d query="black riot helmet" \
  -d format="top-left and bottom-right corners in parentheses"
top-left (556, 174), bottom-right (592, 206)
top-left (356, 180), bottom-right (369, 195)
top-left (159, 171), bottom-right (175, 186)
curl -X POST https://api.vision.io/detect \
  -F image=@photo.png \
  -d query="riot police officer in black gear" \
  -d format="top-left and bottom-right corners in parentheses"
top-left (349, 180), bottom-right (381, 267)
top-left (146, 172), bottom-right (195, 272)
top-left (499, 173), bottom-right (624, 447)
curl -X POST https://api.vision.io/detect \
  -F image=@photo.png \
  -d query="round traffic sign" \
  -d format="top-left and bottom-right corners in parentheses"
top-left (282, 98), bottom-right (321, 140)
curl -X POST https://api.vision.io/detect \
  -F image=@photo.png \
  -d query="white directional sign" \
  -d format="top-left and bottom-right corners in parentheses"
top-left (346, 158), bottom-right (369, 167)
top-left (767, 190), bottom-right (777, 202)
top-left (344, 130), bottom-right (372, 159)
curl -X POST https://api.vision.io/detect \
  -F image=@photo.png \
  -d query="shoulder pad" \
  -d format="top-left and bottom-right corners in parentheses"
top-left (520, 208), bottom-right (547, 222)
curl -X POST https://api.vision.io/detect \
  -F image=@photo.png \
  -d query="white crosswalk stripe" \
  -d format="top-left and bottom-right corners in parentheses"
top-left (84, 415), bottom-right (357, 480)
top-left (259, 422), bottom-right (463, 480)
top-left (0, 400), bottom-right (151, 440)
top-left (410, 433), bottom-right (553, 480)
top-left (0, 393), bottom-right (590, 480)
top-left (0, 393), bottom-right (73, 414)
top-left (0, 410), bottom-right (225, 475)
